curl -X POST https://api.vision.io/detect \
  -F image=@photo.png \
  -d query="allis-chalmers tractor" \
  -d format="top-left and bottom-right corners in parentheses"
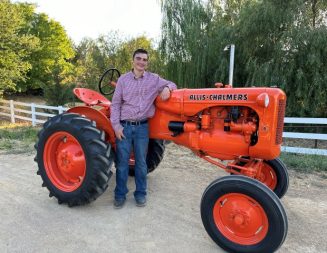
top-left (35, 67), bottom-right (289, 253)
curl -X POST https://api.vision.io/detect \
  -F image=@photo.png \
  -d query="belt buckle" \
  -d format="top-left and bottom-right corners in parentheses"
top-left (123, 120), bottom-right (144, 126)
top-left (129, 120), bottom-right (139, 126)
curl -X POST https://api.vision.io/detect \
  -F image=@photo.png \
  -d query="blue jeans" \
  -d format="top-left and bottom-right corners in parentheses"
top-left (114, 122), bottom-right (149, 201)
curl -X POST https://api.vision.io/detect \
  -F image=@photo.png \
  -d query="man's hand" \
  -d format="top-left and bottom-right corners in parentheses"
top-left (160, 86), bottom-right (171, 101)
top-left (115, 128), bottom-right (125, 141)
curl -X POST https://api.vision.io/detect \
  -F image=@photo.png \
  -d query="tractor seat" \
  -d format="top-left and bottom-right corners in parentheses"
top-left (73, 88), bottom-right (111, 107)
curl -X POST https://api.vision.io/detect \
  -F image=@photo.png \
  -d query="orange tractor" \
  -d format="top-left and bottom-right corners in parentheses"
top-left (35, 67), bottom-right (288, 253)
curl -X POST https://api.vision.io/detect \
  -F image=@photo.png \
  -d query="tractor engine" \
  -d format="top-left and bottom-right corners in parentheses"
top-left (149, 87), bottom-right (286, 161)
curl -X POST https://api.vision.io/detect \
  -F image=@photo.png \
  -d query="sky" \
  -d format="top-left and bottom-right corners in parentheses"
top-left (13, 0), bottom-right (163, 44)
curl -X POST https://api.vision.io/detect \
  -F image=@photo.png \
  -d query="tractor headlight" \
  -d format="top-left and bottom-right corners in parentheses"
top-left (256, 93), bottom-right (270, 108)
top-left (265, 94), bottom-right (270, 107)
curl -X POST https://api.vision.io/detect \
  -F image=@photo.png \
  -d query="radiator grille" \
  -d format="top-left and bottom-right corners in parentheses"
top-left (276, 99), bottom-right (286, 145)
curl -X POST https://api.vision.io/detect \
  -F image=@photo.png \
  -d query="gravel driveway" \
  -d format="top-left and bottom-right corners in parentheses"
top-left (0, 144), bottom-right (326, 253)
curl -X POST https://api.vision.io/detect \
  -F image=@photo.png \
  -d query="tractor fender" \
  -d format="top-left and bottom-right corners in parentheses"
top-left (68, 106), bottom-right (115, 148)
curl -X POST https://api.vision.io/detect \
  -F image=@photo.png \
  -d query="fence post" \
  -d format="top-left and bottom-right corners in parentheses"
top-left (58, 106), bottom-right (63, 114)
top-left (31, 103), bottom-right (36, 126)
top-left (10, 100), bottom-right (15, 123)
top-left (314, 126), bottom-right (318, 148)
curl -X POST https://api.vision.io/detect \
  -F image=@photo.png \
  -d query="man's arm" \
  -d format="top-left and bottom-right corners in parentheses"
top-left (157, 76), bottom-right (177, 101)
top-left (157, 76), bottom-right (177, 91)
top-left (110, 78), bottom-right (125, 139)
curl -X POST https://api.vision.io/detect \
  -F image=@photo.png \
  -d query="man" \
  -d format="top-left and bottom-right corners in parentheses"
top-left (110, 48), bottom-right (177, 208)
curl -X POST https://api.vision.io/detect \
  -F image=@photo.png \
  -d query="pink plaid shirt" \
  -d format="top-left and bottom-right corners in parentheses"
top-left (110, 71), bottom-right (177, 132)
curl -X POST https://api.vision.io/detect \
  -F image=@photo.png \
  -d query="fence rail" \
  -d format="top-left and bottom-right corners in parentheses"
top-left (0, 99), bottom-right (326, 155)
top-left (282, 117), bottom-right (327, 156)
top-left (0, 99), bottom-right (67, 126)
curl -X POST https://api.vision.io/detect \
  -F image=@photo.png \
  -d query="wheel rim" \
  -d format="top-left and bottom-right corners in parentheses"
top-left (213, 193), bottom-right (269, 245)
top-left (43, 131), bottom-right (86, 192)
top-left (257, 162), bottom-right (278, 190)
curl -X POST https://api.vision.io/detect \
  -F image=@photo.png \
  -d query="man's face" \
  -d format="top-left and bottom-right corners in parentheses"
top-left (133, 53), bottom-right (148, 72)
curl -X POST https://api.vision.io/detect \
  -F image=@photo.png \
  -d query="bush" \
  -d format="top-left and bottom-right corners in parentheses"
top-left (43, 82), bottom-right (76, 106)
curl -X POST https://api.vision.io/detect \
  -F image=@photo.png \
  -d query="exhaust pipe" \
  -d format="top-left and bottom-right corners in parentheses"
top-left (224, 44), bottom-right (235, 87)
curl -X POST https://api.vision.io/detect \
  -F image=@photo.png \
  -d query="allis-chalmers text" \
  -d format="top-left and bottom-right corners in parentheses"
top-left (189, 94), bottom-right (248, 101)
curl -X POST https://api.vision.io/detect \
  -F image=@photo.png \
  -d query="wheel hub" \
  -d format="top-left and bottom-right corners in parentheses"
top-left (44, 131), bottom-right (86, 192)
top-left (213, 193), bottom-right (268, 245)
top-left (257, 163), bottom-right (277, 190)
top-left (230, 210), bottom-right (249, 227)
top-left (57, 151), bottom-right (70, 171)
top-left (233, 214), bottom-right (245, 225)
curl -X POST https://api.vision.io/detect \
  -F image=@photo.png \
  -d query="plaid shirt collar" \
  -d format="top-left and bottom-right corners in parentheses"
top-left (131, 69), bottom-right (148, 79)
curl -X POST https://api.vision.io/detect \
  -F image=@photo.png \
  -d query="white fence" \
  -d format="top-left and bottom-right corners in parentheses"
top-left (282, 118), bottom-right (327, 156)
top-left (0, 99), bottom-right (326, 156)
top-left (0, 99), bottom-right (67, 126)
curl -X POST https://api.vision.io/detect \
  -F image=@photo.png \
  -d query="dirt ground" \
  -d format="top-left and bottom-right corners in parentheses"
top-left (0, 144), bottom-right (326, 253)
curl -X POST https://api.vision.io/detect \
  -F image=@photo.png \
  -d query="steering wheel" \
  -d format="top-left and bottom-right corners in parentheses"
top-left (98, 68), bottom-right (121, 95)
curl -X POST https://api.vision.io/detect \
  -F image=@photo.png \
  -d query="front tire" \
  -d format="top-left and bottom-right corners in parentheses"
top-left (258, 158), bottom-right (289, 198)
top-left (35, 113), bottom-right (114, 206)
top-left (233, 157), bottom-right (289, 198)
top-left (201, 176), bottom-right (288, 253)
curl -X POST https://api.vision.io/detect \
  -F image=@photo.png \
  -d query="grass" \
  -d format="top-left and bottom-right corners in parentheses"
top-left (280, 152), bottom-right (327, 173)
top-left (0, 122), bottom-right (39, 153)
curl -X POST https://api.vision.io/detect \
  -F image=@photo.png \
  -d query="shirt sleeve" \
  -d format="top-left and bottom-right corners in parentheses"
top-left (156, 75), bottom-right (177, 92)
top-left (110, 77), bottom-right (124, 132)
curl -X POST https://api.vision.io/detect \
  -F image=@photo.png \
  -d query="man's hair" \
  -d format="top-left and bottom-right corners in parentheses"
top-left (133, 48), bottom-right (148, 59)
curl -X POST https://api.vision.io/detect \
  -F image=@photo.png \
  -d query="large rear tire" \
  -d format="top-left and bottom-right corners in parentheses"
top-left (128, 139), bottom-right (165, 176)
top-left (201, 175), bottom-right (288, 253)
top-left (35, 113), bottom-right (114, 206)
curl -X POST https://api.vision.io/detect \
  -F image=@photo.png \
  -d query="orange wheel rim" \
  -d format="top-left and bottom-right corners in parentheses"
top-left (257, 163), bottom-right (277, 190)
top-left (43, 131), bottom-right (86, 192)
top-left (213, 193), bottom-right (269, 245)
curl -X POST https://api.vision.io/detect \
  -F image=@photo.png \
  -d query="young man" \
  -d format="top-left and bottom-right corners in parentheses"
top-left (110, 48), bottom-right (177, 208)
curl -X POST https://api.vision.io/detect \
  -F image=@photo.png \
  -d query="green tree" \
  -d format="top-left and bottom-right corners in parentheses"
top-left (43, 59), bottom-right (76, 106)
top-left (234, 0), bottom-right (327, 116)
top-left (160, 0), bottom-right (233, 88)
top-left (73, 33), bottom-right (122, 90)
top-left (161, 0), bottom-right (294, 88)
top-left (279, 0), bottom-right (327, 117)
top-left (0, 0), bottom-right (39, 95)
top-left (21, 12), bottom-right (75, 92)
